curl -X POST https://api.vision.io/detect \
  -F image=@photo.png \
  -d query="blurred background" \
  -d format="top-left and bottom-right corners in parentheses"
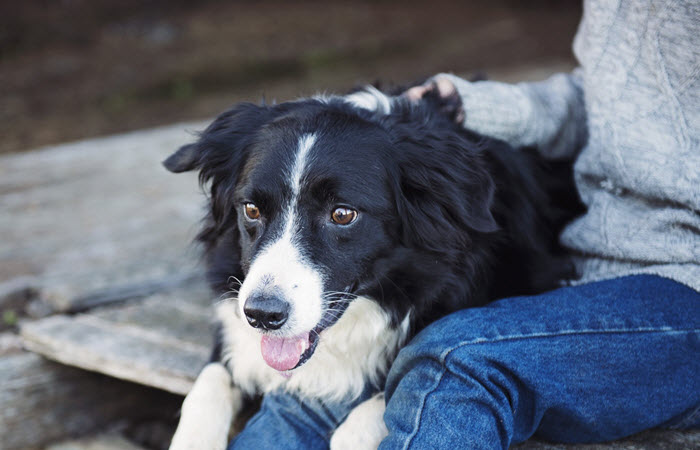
top-left (1, 0), bottom-right (581, 154)
top-left (1, 2), bottom-right (584, 449)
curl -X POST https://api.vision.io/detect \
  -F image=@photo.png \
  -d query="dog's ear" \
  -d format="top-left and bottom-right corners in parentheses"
top-left (390, 129), bottom-right (498, 254)
top-left (163, 143), bottom-right (200, 173)
top-left (163, 103), bottom-right (278, 290)
top-left (163, 102), bottom-right (279, 293)
top-left (163, 102), bottom-right (275, 176)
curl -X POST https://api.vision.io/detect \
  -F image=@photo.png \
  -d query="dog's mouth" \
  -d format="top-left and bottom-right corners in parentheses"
top-left (259, 285), bottom-right (355, 377)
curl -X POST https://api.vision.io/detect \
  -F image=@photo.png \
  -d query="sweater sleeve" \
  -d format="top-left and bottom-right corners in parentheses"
top-left (435, 70), bottom-right (588, 160)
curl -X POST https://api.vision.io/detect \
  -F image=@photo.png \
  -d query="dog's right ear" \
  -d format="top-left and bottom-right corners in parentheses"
top-left (163, 143), bottom-right (200, 173)
top-left (162, 102), bottom-right (276, 176)
top-left (163, 103), bottom-right (279, 293)
top-left (162, 102), bottom-right (278, 253)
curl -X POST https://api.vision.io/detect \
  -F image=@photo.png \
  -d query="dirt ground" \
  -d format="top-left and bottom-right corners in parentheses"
top-left (1, 1), bottom-right (581, 154)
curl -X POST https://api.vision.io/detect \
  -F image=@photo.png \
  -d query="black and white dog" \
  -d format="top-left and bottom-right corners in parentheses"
top-left (165, 85), bottom-right (581, 449)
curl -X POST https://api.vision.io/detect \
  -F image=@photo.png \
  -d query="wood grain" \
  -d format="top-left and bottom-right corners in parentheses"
top-left (20, 282), bottom-right (214, 395)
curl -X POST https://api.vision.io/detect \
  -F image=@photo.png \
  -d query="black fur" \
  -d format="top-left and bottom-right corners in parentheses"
top-left (165, 88), bottom-right (583, 352)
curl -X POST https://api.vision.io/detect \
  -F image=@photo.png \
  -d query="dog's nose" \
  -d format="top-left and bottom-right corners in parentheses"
top-left (243, 294), bottom-right (290, 330)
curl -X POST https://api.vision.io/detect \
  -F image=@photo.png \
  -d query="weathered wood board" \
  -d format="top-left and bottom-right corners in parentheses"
top-left (0, 351), bottom-right (181, 450)
top-left (21, 281), bottom-right (214, 395)
top-left (47, 434), bottom-right (147, 450)
top-left (0, 122), bottom-right (208, 314)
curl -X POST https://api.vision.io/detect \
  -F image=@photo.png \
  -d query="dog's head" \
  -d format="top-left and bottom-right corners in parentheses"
top-left (164, 92), bottom-right (496, 375)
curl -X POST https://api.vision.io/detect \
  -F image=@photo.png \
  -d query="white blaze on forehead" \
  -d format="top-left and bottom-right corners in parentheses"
top-left (289, 133), bottom-right (316, 197)
top-left (238, 133), bottom-right (324, 335)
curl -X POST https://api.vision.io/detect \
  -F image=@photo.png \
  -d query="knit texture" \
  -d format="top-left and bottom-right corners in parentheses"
top-left (438, 0), bottom-right (700, 291)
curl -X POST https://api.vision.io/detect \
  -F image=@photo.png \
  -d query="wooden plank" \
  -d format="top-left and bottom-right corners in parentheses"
top-left (0, 122), bottom-right (208, 313)
top-left (89, 281), bottom-right (214, 344)
top-left (47, 434), bottom-right (147, 450)
top-left (21, 313), bottom-right (207, 395)
top-left (20, 282), bottom-right (214, 395)
top-left (0, 352), bottom-right (181, 450)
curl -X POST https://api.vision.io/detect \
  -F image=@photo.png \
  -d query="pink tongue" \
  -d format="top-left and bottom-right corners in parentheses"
top-left (260, 333), bottom-right (310, 371)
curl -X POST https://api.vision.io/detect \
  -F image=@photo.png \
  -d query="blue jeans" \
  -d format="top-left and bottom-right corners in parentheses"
top-left (230, 275), bottom-right (700, 449)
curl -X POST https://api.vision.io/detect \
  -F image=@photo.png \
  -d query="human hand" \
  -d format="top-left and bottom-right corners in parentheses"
top-left (403, 76), bottom-right (465, 123)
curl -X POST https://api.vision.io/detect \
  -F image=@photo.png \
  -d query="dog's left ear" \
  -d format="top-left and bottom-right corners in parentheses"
top-left (390, 131), bottom-right (498, 253)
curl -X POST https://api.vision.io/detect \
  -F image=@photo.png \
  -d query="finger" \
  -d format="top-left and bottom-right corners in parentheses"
top-left (433, 77), bottom-right (457, 98)
top-left (403, 85), bottom-right (430, 101)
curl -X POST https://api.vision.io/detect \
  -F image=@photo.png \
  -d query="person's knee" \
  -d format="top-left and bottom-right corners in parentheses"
top-left (383, 333), bottom-right (529, 448)
top-left (391, 305), bottom-right (506, 364)
top-left (385, 311), bottom-right (504, 400)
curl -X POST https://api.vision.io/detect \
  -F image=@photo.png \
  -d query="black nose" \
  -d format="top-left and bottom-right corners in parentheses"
top-left (243, 294), bottom-right (290, 330)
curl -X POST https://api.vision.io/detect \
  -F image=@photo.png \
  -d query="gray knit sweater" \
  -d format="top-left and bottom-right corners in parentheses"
top-left (439, 0), bottom-right (700, 292)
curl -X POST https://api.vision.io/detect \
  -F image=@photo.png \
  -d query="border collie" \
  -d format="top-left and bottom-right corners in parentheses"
top-left (165, 85), bottom-right (581, 449)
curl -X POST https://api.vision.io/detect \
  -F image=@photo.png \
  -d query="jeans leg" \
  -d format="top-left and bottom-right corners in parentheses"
top-left (380, 275), bottom-right (700, 450)
top-left (229, 385), bottom-right (374, 450)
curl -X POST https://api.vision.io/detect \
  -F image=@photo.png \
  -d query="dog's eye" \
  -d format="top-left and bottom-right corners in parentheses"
top-left (244, 203), bottom-right (261, 220)
top-left (331, 207), bottom-right (357, 225)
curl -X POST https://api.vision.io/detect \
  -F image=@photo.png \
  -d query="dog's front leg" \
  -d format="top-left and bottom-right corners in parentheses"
top-left (330, 393), bottom-right (388, 450)
top-left (170, 362), bottom-right (243, 450)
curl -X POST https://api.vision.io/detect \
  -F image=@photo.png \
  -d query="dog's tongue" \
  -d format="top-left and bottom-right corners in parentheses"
top-left (260, 333), bottom-right (310, 372)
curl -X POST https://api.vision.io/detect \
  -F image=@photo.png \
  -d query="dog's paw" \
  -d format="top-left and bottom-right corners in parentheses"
top-left (170, 363), bottom-right (241, 450)
top-left (330, 393), bottom-right (388, 450)
top-left (170, 432), bottom-right (226, 450)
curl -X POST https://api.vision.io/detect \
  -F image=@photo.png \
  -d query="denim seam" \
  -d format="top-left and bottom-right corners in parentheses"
top-left (437, 328), bottom-right (700, 362)
top-left (403, 364), bottom-right (448, 450)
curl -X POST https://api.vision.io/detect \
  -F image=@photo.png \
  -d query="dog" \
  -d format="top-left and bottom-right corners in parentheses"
top-left (164, 84), bottom-right (582, 449)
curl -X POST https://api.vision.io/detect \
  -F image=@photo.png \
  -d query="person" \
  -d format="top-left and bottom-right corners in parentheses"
top-left (230, 0), bottom-right (700, 448)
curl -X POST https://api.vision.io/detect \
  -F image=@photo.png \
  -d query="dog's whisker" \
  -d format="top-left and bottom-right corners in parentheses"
top-left (323, 298), bottom-right (354, 304)
top-left (372, 275), bottom-right (386, 303)
top-left (320, 310), bottom-right (345, 321)
top-left (214, 296), bottom-right (238, 307)
top-left (216, 289), bottom-right (240, 304)
top-left (309, 329), bottom-right (323, 342)
top-left (324, 290), bottom-right (358, 296)
top-left (322, 292), bottom-right (358, 301)
top-left (322, 312), bottom-right (349, 322)
top-left (378, 274), bottom-right (410, 302)
top-left (321, 295), bottom-right (349, 301)
top-left (226, 276), bottom-right (243, 288)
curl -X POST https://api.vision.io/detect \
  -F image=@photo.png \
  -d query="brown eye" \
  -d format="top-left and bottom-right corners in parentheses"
top-left (244, 203), bottom-right (260, 220)
top-left (331, 207), bottom-right (358, 225)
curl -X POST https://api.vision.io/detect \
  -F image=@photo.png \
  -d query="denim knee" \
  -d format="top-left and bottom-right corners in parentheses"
top-left (382, 316), bottom-right (538, 448)
top-left (384, 309), bottom-right (516, 401)
top-left (380, 277), bottom-right (700, 448)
